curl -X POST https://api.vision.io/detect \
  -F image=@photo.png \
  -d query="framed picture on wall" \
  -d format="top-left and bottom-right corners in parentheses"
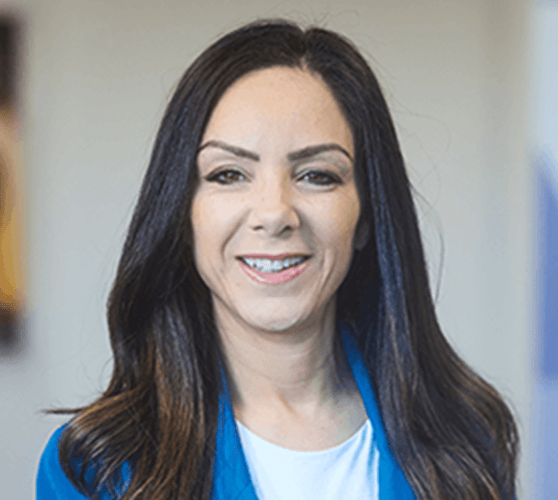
top-left (0, 14), bottom-right (24, 353)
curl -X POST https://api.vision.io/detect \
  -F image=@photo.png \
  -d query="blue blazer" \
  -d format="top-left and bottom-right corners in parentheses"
top-left (37, 317), bottom-right (416, 499)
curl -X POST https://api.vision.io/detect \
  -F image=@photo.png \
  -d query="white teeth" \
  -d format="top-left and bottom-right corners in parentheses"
top-left (242, 256), bottom-right (306, 273)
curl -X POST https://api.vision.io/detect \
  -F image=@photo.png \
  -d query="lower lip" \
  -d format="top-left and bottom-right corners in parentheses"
top-left (239, 259), bottom-right (310, 285)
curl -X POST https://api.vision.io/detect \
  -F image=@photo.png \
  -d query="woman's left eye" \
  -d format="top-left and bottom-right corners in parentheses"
top-left (299, 170), bottom-right (342, 186)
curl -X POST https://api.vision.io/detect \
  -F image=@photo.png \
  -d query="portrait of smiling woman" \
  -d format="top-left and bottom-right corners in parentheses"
top-left (37, 18), bottom-right (519, 500)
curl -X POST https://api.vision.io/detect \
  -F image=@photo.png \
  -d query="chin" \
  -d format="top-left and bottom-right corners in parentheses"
top-left (245, 309), bottom-right (316, 334)
top-left (251, 318), bottom-right (300, 333)
top-left (265, 320), bottom-right (300, 332)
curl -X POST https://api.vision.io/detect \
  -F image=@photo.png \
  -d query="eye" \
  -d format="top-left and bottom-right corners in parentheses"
top-left (299, 170), bottom-right (342, 186)
top-left (205, 169), bottom-right (246, 185)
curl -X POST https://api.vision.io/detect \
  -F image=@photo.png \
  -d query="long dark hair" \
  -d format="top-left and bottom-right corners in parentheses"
top-left (46, 18), bottom-right (519, 500)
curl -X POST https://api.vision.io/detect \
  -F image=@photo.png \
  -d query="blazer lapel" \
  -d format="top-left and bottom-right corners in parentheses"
top-left (211, 359), bottom-right (259, 500)
top-left (338, 316), bottom-right (416, 500)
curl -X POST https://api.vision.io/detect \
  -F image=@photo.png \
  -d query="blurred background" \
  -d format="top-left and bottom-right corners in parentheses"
top-left (0, 0), bottom-right (555, 498)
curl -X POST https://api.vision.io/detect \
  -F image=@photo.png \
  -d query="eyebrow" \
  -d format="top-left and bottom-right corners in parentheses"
top-left (197, 140), bottom-right (353, 163)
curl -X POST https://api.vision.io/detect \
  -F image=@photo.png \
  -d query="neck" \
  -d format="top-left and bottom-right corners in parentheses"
top-left (216, 301), bottom-right (353, 419)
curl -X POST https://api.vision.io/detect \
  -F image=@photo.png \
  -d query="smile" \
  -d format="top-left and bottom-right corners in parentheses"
top-left (240, 256), bottom-right (308, 273)
top-left (238, 256), bottom-right (310, 284)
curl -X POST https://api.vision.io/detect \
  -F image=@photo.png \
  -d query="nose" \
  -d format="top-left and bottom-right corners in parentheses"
top-left (247, 175), bottom-right (300, 237)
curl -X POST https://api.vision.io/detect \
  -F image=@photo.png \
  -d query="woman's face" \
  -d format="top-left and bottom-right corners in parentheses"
top-left (191, 66), bottom-right (361, 334)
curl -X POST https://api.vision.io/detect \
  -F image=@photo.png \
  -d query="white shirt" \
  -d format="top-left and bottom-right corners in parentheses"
top-left (236, 418), bottom-right (379, 500)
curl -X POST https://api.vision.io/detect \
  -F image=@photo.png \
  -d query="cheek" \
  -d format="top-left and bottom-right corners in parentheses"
top-left (321, 195), bottom-right (361, 247)
top-left (190, 194), bottom-right (241, 264)
top-left (190, 196), bottom-right (218, 275)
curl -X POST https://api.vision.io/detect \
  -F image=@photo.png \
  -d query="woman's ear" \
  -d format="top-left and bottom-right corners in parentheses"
top-left (354, 218), bottom-right (370, 251)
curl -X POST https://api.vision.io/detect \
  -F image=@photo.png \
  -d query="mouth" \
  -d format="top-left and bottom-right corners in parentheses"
top-left (237, 255), bottom-right (311, 285)
top-left (236, 255), bottom-right (310, 274)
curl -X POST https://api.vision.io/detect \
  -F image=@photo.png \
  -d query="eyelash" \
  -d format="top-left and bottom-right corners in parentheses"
top-left (205, 169), bottom-right (342, 186)
top-left (206, 169), bottom-right (245, 184)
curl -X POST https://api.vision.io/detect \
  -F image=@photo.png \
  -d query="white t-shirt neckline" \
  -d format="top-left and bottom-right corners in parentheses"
top-left (235, 418), bottom-right (371, 454)
top-left (236, 418), bottom-right (379, 500)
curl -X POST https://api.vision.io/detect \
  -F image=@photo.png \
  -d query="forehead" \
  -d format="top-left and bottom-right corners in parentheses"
top-left (201, 66), bottom-right (354, 158)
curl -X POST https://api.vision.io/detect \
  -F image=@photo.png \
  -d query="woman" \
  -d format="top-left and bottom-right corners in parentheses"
top-left (37, 18), bottom-right (519, 500)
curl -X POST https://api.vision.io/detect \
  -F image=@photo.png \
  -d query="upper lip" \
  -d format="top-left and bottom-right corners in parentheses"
top-left (237, 253), bottom-right (310, 261)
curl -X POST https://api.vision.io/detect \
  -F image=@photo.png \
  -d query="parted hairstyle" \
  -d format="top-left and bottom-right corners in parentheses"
top-left (46, 18), bottom-right (519, 500)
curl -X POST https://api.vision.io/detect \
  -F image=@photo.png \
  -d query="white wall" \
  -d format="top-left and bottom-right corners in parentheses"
top-left (0, 0), bottom-right (534, 498)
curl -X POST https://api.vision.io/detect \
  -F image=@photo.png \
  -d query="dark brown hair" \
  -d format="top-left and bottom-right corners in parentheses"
top-left (45, 18), bottom-right (519, 500)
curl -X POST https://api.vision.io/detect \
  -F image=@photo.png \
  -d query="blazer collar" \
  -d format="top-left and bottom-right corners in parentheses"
top-left (211, 317), bottom-right (415, 500)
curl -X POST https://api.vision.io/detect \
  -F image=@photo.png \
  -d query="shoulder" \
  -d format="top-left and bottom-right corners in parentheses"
top-left (36, 422), bottom-right (89, 499)
top-left (36, 422), bottom-right (133, 500)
